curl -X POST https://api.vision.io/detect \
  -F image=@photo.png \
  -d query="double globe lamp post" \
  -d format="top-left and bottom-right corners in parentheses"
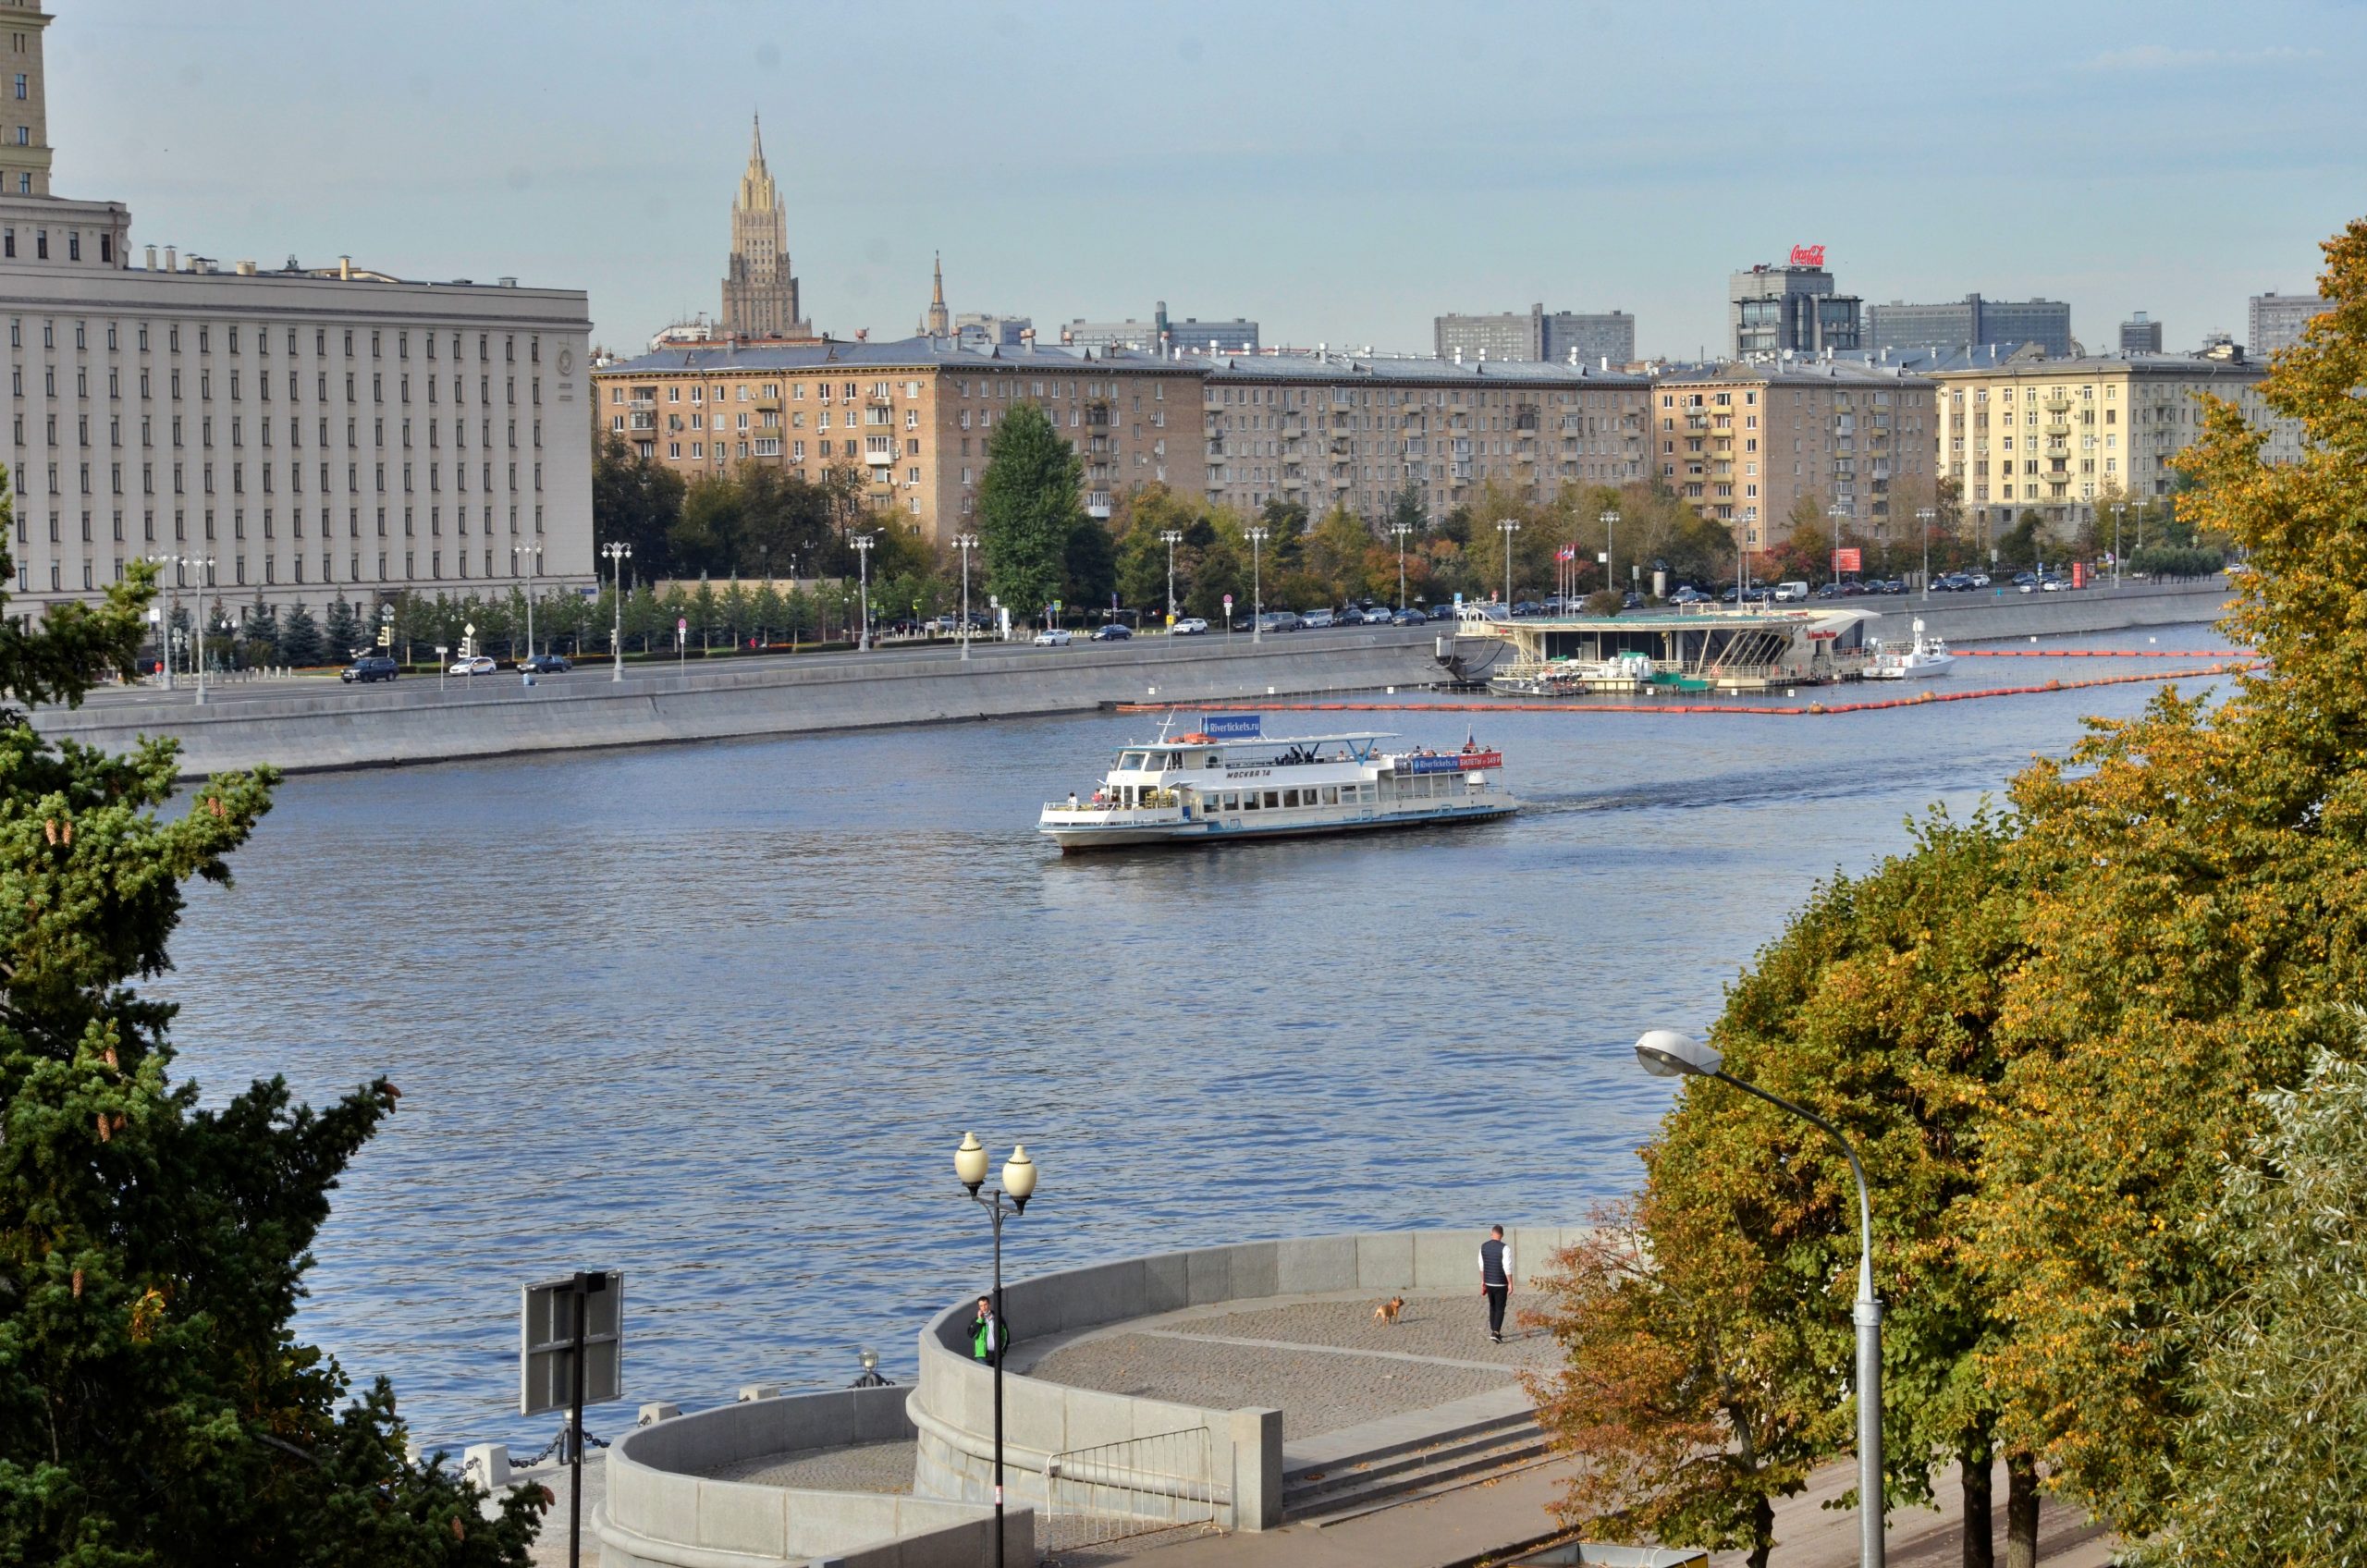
top-left (1635, 1029), bottom-right (1886, 1568)
top-left (953, 1133), bottom-right (1038, 1568)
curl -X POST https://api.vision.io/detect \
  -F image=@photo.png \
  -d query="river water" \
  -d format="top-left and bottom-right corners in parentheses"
top-left (156, 622), bottom-right (2236, 1451)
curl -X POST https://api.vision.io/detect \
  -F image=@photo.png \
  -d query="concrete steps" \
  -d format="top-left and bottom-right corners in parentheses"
top-left (1283, 1404), bottom-right (1548, 1525)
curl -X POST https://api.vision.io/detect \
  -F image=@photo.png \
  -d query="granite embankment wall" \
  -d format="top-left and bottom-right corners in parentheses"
top-left (30, 630), bottom-right (1450, 779)
top-left (1856, 578), bottom-right (2231, 643)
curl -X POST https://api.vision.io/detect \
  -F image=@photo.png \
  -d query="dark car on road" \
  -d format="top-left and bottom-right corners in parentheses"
top-left (1091, 623), bottom-right (1132, 641)
top-left (522, 654), bottom-right (572, 674)
top-left (1391, 607), bottom-right (1429, 626)
top-left (339, 655), bottom-right (399, 683)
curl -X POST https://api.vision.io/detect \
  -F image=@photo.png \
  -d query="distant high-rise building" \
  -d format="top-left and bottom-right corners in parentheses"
top-left (2119, 312), bottom-right (2164, 354)
top-left (719, 116), bottom-right (809, 339)
top-left (1865, 295), bottom-right (2072, 357)
top-left (954, 312), bottom-right (1031, 349)
top-left (1062, 302), bottom-right (1257, 354)
top-left (2250, 290), bottom-right (2328, 357)
top-left (919, 253), bottom-right (950, 337)
top-left (1730, 263), bottom-right (1860, 358)
top-left (1433, 304), bottom-right (1636, 366)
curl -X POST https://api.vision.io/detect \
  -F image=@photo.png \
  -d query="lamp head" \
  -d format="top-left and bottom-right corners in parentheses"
top-left (953, 1132), bottom-right (987, 1194)
top-left (1002, 1145), bottom-right (1037, 1212)
top-left (1635, 1028), bottom-right (1722, 1080)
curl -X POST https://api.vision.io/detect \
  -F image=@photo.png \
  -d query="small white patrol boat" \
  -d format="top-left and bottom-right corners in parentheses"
top-left (1038, 714), bottom-right (1519, 852)
top-left (1865, 619), bottom-right (1956, 681)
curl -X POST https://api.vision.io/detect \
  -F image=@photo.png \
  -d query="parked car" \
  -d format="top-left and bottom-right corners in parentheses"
top-left (1171, 617), bottom-right (1210, 635)
top-left (1670, 586), bottom-right (1712, 605)
top-left (521, 654), bottom-right (571, 674)
top-left (1774, 581), bottom-right (1810, 602)
top-left (1968, 572), bottom-right (1992, 588)
top-left (1299, 608), bottom-right (1336, 630)
top-left (339, 655), bottom-right (399, 683)
top-left (2041, 575), bottom-right (2067, 592)
top-left (1033, 628), bottom-right (1073, 646)
top-left (448, 655), bottom-right (497, 676)
top-left (1391, 607), bottom-right (1429, 626)
top-left (1429, 604), bottom-right (1462, 621)
top-left (1091, 623), bottom-right (1132, 641)
top-left (1510, 600), bottom-right (1544, 618)
top-left (1257, 610), bottom-right (1302, 633)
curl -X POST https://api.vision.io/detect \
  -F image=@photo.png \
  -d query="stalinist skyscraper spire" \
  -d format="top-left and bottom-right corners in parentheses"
top-left (720, 116), bottom-right (809, 339)
top-left (922, 252), bottom-right (950, 337)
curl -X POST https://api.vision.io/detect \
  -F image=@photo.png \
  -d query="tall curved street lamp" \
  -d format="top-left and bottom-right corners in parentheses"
top-left (1600, 508), bottom-right (1620, 600)
top-left (954, 1133), bottom-right (1039, 1568)
top-left (1159, 529), bottom-right (1183, 627)
top-left (1634, 1029), bottom-right (1884, 1568)
top-left (1497, 517), bottom-right (1520, 606)
top-left (954, 533), bottom-right (979, 662)
top-left (1828, 503), bottom-right (1851, 590)
top-left (1246, 526), bottom-right (1269, 643)
top-left (852, 533), bottom-right (877, 652)
top-left (1915, 508), bottom-right (1936, 600)
top-left (513, 542), bottom-right (544, 657)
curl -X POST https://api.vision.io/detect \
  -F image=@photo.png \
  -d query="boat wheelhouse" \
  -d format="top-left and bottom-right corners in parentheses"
top-left (1038, 714), bottom-right (1518, 852)
top-left (1865, 618), bottom-right (1956, 680)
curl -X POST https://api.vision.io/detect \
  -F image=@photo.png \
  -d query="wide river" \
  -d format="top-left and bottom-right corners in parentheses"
top-left (158, 621), bottom-right (2236, 1451)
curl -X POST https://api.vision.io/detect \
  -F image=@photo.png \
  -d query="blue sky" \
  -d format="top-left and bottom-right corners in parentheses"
top-left (54, 1), bottom-right (2367, 358)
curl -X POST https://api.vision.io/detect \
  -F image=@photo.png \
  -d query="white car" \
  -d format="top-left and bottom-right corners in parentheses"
top-left (1171, 618), bottom-right (1209, 635)
top-left (448, 655), bottom-right (497, 675)
top-left (1033, 629), bottom-right (1073, 647)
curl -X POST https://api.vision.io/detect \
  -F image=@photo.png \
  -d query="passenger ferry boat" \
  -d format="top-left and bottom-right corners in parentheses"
top-left (1038, 714), bottom-right (1519, 852)
top-left (1864, 619), bottom-right (1956, 680)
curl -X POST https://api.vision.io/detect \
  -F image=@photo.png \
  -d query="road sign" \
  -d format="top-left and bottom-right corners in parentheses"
top-left (1222, 594), bottom-right (1233, 608)
top-left (376, 628), bottom-right (392, 647)
top-left (677, 618), bottom-right (687, 633)
top-left (521, 1270), bottom-right (622, 1416)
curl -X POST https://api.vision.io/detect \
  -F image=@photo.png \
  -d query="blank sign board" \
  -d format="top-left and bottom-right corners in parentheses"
top-left (520, 1271), bottom-right (622, 1417)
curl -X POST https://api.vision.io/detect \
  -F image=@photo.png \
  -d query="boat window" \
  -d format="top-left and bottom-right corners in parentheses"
top-left (1164, 752), bottom-right (1184, 768)
top-left (1222, 792), bottom-right (1238, 811)
top-left (1282, 789), bottom-right (1299, 808)
top-left (1243, 791), bottom-right (1259, 811)
top-left (1322, 787), bottom-right (1338, 805)
top-left (1262, 790), bottom-right (1279, 810)
top-left (1119, 751), bottom-right (1147, 769)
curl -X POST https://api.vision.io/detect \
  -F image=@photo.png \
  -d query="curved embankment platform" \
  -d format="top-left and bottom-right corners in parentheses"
top-left (595, 1384), bottom-right (1025, 1568)
top-left (906, 1225), bottom-right (1588, 1534)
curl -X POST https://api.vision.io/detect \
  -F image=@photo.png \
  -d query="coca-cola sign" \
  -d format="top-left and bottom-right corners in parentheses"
top-left (1789, 244), bottom-right (1826, 267)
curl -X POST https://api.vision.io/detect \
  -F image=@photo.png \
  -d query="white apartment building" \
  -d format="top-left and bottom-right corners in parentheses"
top-left (0, 0), bottom-right (593, 615)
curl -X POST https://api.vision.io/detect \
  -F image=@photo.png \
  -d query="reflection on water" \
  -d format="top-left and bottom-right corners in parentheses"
top-left (154, 625), bottom-right (2232, 1449)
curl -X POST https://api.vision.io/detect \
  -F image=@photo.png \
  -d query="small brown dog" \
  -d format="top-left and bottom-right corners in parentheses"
top-left (1373, 1296), bottom-right (1406, 1326)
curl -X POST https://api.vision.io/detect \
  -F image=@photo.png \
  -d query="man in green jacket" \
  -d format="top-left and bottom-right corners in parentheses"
top-left (970, 1294), bottom-right (1005, 1366)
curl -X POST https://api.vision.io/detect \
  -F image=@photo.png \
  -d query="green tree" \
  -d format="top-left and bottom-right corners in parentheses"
top-left (1305, 506), bottom-right (1374, 603)
top-left (591, 432), bottom-right (686, 577)
top-left (2132, 1042), bottom-right (2367, 1563)
top-left (976, 402), bottom-right (1079, 618)
top-left (0, 518), bottom-right (542, 1559)
top-left (1063, 518), bottom-right (1117, 615)
top-left (323, 596), bottom-right (362, 662)
top-left (276, 600), bottom-right (325, 668)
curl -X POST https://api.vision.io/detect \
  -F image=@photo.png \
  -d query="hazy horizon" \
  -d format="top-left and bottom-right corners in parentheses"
top-left (55, 1), bottom-right (2367, 358)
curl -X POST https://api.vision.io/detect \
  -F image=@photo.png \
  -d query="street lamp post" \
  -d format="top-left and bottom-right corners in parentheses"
top-left (1497, 518), bottom-right (1520, 606)
top-left (1391, 521), bottom-right (1414, 610)
top-left (1247, 526), bottom-right (1269, 642)
top-left (513, 544), bottom-right (543, 658)
top-left (191, 557), bottom-right (216, 705)
top-left (953, 1133), bottom-right (1039, 1568)
top-left (2112, 504), bottom-right (2126, 588)
top-left (1159, 529), bottom-right (1183, 629)
top-left (1635, 1029), bottom-right (1884, 1568)
top-left (1600, 509), bottom-right (1620, 602)
top-left (954, 533), bottom-right (978, 662)
top-left (1915, 508), bottom-right (1936, 600)
top-left (161, 556), bottom-right (183, 691)
top-left (602, 541), bottom-right (632, 681)
top-left (852, 533), bottom-right (876, 652)
top-left (1829, 504), bottom-right (1850, 591)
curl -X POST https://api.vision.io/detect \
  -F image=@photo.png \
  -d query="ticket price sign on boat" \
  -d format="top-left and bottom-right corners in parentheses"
top-left (1038, 714), bottom-right (1517, 851)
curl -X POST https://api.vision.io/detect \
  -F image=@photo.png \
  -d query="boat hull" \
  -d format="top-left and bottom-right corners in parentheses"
top-left (1864, 656), bottom-right (1955, 680)
top-left (1041, 798), bottom-right (1518, 853)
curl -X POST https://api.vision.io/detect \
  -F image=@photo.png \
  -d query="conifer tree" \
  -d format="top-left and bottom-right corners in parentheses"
top-left (0, 494), bottom-right (541, 1561)
top-left (276, 600), bottom-right (325, 668)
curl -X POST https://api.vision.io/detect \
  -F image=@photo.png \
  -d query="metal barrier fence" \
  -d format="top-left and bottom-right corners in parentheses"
top-left (1044, 1427), bottom-right (1221, 1550)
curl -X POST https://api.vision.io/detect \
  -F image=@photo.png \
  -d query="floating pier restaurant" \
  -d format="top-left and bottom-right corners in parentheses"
top-left (1455, 605), bottom-right (1880, 696)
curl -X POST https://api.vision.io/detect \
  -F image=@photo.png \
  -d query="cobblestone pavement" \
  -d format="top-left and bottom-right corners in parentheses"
top-left (1027, 1292), bottom-right (1551, 1440)
top-left (705, 1438), bottom-right (916, 1491)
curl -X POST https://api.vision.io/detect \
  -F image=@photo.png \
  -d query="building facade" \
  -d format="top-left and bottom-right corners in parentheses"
top-left (2119, 312), bottom-right (2164, 353)
top-left (1930, 353), bottom-right (2305, 538)
top-left (1433, 304), bottom-right (1636, 367)
top-left (953, 312), bottom-right (1030, 349)
top-left (718, 118), bottom-right (809, 340)
top-left (2250, 290), bottom-right (2327, 357)
top-left (1730, 263), bottom-right (1861, 358)
top-left (1062, 304), bottom-right (1257, 354)
top-left (593, 337), bottom-right (1206, 545)
top-left (1652, 362), bottom-right (1936, 554)
top-left (1, 2), bottom-right (594, 616)
top-left (1865, 294), bottom-right (2072, 358)
top-left (1199, 354), bottom-right (1650, 522)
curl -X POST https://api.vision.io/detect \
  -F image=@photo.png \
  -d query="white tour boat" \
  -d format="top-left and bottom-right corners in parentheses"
top-left (1865, 619), bottom-right (1956, 681)
top-left (1038, 714), bottom-right (1519, 852)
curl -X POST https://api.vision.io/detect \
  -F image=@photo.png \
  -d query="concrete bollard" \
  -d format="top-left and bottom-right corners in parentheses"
top-left (737, 1383), bottom-right (785, 1403)
top-left (637, 1402), bottom-right (681, 1426)
top-left (463, 1443), bottom-right (512, 1488)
